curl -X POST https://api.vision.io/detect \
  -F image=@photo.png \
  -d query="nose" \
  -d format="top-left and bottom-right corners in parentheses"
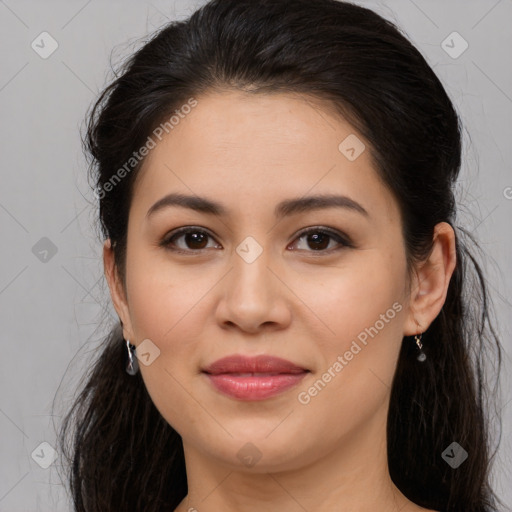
top-left (215, 244), bottom-right (292, 334)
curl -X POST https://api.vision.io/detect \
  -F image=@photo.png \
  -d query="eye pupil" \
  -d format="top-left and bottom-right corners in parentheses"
top-left (186, 232), bottom-right (208, 249)
top-left (307, 233), bottom-right (329, 250)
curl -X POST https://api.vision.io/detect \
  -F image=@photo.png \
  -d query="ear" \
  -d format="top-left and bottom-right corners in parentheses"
top-left (103, 239), bottom-right (135, 342)
top-left (403, 222), bottom-right (457, 336)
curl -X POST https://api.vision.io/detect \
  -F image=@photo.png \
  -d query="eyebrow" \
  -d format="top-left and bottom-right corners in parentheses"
top-left (146, 192), bottom-right (369, 220)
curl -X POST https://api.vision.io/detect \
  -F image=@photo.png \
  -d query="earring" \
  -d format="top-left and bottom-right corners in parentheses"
top-left (125, 339), bottom-right (139, 375)
top-left (415, 333), bottom-right (426, 362)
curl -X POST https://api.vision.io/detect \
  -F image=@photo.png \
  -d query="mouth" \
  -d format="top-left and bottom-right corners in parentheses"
top-left (201, 354), bottom-right (310, 401)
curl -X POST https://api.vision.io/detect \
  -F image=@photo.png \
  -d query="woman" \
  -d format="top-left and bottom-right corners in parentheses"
top-left (57, 0), bottom-right (503, 510)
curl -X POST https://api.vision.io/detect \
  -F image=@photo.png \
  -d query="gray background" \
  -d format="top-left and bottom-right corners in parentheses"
top-left (0, 0), bottom-right (511, 510)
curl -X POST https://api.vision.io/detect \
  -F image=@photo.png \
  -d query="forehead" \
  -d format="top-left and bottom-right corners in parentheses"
top-left (131, 90), bottom-right (399, 224)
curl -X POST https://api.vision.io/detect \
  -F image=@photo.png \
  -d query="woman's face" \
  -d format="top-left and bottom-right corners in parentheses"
top-left (112, 90), bottom-right (418, 471)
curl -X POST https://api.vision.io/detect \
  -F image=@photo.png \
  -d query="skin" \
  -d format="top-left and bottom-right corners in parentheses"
top-left (104, 90), bottom-right (456, 512)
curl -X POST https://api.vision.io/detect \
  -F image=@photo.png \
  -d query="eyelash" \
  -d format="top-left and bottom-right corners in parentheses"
top-left (160, 226), bottom-right (353, 255)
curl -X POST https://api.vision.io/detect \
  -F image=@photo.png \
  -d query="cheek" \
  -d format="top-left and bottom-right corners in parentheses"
top-left (125, 244), bottom-right (212, 342)
top-left (291, 254), bottom-right (407, 413)
top-left (123, 260), bottom-right (216, 431)
top-left (293, 253), bottom-right (406, 352)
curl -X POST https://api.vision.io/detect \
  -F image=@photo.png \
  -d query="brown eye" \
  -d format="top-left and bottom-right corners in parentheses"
top-left (289, 227), bottom-right (352, 252)
top-left (162, 227), bottom-right (220, 252)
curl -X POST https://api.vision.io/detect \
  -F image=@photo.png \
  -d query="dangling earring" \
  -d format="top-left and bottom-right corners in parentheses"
top-left (415, 333), bottom-right (426, 362)
top-left (125, 339), bottom-right (139, 375)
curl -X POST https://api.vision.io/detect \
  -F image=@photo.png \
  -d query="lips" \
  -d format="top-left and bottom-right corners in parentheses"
top-left (202, 354), bottom-right (308, 375)
top-left (202, 354), bottom-right (309, 401)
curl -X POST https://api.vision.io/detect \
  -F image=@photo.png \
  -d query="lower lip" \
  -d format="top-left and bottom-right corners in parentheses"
top-left (203, 372), bottom-right (308, 401)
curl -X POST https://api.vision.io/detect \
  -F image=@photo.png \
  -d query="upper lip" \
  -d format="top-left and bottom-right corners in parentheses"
top-left (202, 354), bottom-right (309, 375)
